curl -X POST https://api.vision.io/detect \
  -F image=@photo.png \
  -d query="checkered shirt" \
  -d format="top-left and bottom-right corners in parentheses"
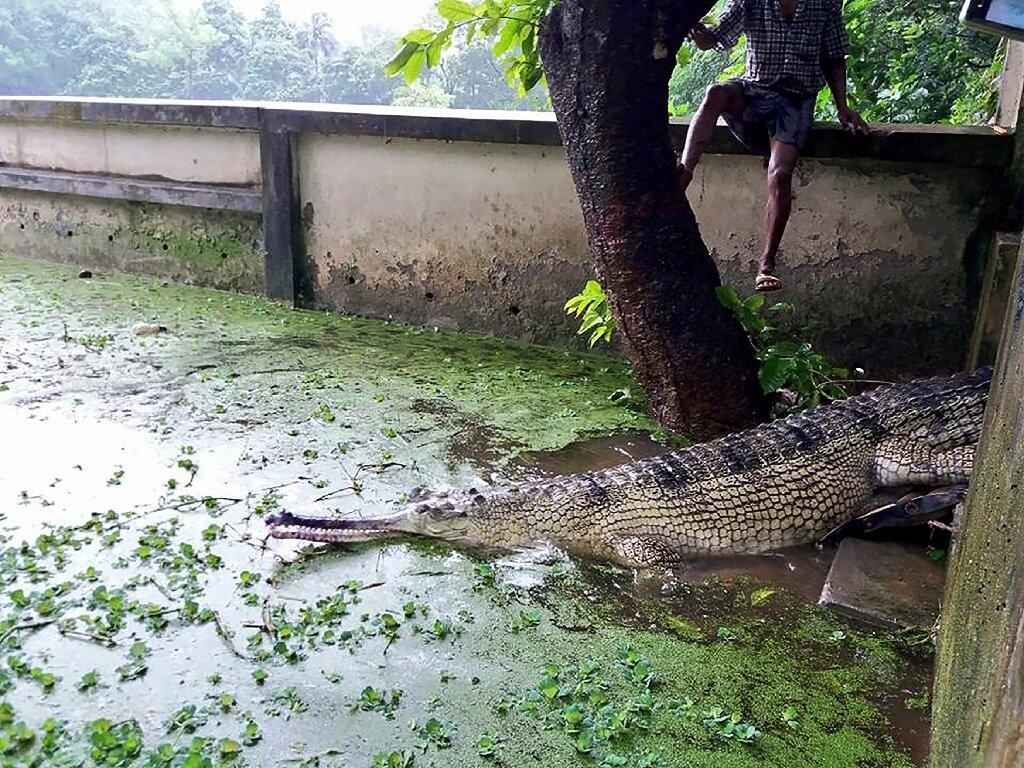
top-left (707, 0), bottom-right (850, 95)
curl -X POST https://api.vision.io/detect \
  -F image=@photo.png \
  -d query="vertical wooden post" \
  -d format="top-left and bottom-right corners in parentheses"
top-left (259, 116), bottom-right (304, 305)
top-left (930, 242), bottom-right (1024, 767)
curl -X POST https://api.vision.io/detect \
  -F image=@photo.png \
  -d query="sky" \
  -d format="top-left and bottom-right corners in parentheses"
top-left (176, 0), bottom-right (436, 41)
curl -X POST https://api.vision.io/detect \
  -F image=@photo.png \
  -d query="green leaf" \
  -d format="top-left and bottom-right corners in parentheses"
top-left (403, 50), bottom-right (427, 84)
top-left (758, 356), bottom-right (797, 393)
top-left (437, 0), bottom-right (476, 22)
top-left (742, 293), bottom-right (765, 312)
top-left (385, 42), bottom-right (420, 77)
top-left (404, 28), bottom-right (438, 44)
top-left (493, 20), bottom-right (522, 58)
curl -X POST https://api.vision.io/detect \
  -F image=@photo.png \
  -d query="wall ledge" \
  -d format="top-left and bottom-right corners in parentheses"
top-left (0, 166), bottom-right (262, 213)
top-left (0, 96), bottom-right (1012, 169)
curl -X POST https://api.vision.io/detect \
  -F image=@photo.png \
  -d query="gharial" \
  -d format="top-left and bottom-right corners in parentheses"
top-left (266, 368), bottom-right (991, 567)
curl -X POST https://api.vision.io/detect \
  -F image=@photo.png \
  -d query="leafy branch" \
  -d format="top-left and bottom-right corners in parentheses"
top-left (715, 286), bottom-right (850, 408)
top-left (565, 279), bottom-right (853, 409)
top-left (386, 0), bottom-right (557, 93)
top-left (564, 280), bottom-right (614, 348)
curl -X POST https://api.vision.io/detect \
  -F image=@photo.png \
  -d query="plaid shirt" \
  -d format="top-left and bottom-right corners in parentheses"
top-left (708, 0), bottom-right (850, 96)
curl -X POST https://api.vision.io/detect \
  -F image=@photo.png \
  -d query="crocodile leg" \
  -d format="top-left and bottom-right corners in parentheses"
top-left (604, 536), bottom-right (682, 568)
top-left (873, 441), bottom-right (974, 486)
top-left (821, 484), bottom-right (968, 545)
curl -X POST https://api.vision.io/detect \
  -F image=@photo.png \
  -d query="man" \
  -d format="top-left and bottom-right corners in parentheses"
top-left (678, 0), bottom-right (869, 291)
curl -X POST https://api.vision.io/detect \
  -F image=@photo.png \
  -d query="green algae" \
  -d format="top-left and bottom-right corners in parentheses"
top-left (0, 254), bottom-right (928, 767)
top-left (0, 255), bottom-right (654, 456)
top-left (125, 221), bottom-right (263, 292)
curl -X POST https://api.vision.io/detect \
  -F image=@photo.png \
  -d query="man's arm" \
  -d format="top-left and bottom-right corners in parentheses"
top-left (823, 58), bottom-right (869, 133)
top-left (690, 0), bottom-right (746, 51)
top-left (820, 0), bottom-right (868, 132)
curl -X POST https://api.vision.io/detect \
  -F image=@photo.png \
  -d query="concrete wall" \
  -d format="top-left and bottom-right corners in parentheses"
top-left (0, 97), bottom-right (1014, 378)
top-left (0, 191), bottom-right (264, 293)
top-left (0, 119), bottom-right (260, 185)
top-left (0, 105), bottom-right (264, 292)
top-left (300, 132), bottom-right (999, 377)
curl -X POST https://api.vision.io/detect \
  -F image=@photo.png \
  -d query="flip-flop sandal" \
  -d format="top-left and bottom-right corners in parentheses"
top-left (755, 273), bottom-right (783, 292)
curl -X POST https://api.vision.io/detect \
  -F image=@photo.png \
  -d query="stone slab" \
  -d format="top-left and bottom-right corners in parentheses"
top-left (819, 538), bottom-right (945, 630)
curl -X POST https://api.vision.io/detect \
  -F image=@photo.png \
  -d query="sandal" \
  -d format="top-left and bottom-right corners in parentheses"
top-left (755, 272), bottom-right (783, 292)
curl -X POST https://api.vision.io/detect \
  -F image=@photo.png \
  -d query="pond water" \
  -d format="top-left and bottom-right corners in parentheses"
top-left (0, 256), bottom-right (931, 767)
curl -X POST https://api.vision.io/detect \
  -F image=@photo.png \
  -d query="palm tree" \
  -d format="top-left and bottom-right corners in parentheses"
top-left (295, 12), bottom-right (337, 101)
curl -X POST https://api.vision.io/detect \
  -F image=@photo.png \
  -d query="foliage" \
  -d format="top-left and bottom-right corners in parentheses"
top-left (565, 280), bottom-right (849, 408)
top-left (0, 0), bottom-right (1003, 123)
top-left (841, 0), bottom-right (1001, 124)
top-left (386, 0), bottom-right (556, 94)
top-left (715, 286), bottom-right (849, 408)
top-left (0, 0), bottom-right (545, 110)
top-left (564, 280), bottom-right (614, 348)
top-left (666, 0), bottom-right (1002, 125)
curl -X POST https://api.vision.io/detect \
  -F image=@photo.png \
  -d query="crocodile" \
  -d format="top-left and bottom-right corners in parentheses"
top-left (266, 368), bottom-right (991, 566)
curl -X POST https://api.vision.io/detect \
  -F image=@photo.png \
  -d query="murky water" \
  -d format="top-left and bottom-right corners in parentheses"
top-left (0, 256), bottom-right (932, 767)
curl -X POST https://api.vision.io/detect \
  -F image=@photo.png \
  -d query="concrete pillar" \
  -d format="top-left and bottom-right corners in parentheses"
top-left (259, 116), bottom-right (305, 305)
top-left (930, 240), bottom-right (1024, 767)
top-left (996, 41), bottom-right (1024, 129)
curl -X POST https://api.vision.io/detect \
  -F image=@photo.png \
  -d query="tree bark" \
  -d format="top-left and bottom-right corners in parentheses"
top-left (539, 0), bottom-right (766, 438)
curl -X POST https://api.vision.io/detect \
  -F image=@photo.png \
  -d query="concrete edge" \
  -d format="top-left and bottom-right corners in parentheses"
top-left (0, 166), bottom-right (262, 213)
top-left (0, 97), bottom-right (1013, 168)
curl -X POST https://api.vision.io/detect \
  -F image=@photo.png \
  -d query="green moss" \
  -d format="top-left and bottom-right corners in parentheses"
top-left (430, 574), bottom-right (922, 768)
top-left (124, 221), bottom-right (263, 292)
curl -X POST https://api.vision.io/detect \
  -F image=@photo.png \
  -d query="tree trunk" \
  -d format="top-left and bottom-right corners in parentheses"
top-left (539, 0), bottom-right (766, 438)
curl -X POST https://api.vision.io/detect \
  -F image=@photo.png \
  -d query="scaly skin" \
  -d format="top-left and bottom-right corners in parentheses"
top-left (267, 369), bottom-right (991, 566)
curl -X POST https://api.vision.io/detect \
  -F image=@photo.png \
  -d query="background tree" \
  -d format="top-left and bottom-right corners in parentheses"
top-left (296, 12), bottom-right (338, 101)
top-left (0, 0), bottom-right (1001, 120)
top-left (140, 2), bottom-right (223, 100)
top-left (195, 0), bottom-right (250, 99)
top-left (322, 28), bottom-right (404, 104)
top-left (243, 3), bottom-right (311, 101)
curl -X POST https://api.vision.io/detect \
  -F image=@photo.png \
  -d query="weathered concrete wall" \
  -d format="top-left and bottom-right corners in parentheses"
top-left (299, 134), bottom-right (587, 345)
top-left (0, 119), bottom-right (260, 185)
top-left (300, 132), bottom-right (997, 377)
top-left (694, 155), bottom-right (992, 376)
top-left (0, 190), bottom-right (263, 293)
top-left (0, 115), bottom-right (264, 291)
top-left (0, 98), bottom-right (1013, 378)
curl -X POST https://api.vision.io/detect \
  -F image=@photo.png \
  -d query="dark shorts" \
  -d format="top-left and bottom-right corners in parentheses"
top-left (721, 78), bottom-right (816, 155)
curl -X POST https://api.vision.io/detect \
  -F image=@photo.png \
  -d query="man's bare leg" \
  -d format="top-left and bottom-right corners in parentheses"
top-left (678, 83), bottom-right (745, 192)
top-left (757, 139), bottom-right (800, 291)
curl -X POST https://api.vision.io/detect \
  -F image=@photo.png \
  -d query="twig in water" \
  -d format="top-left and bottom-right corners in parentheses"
top-left (211, 611), bottom-right (247, 660)
top-left (0, 619), bottom-right (55, 645)
top-left (58, 627), bottom-right (117, 647)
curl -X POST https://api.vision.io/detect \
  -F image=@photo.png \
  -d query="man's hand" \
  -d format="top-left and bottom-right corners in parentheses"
top-left (677, 162), bottom-right (694, 194)
top-left (837, 105), bottom-right (869, 134)
top-left (689, 23), bottom-right (718, 51)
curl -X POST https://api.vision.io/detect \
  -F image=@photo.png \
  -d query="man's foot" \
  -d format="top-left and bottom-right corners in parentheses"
top-left (677, 164), bottom-right (694, 193)
top-left (755, 272), bottom-right (783, 292)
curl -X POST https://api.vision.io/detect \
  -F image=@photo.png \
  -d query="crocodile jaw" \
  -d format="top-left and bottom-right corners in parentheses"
top-left (265, 508), bottom-right (478, 545)
top-left (265, 511), bottom-right (412, 544)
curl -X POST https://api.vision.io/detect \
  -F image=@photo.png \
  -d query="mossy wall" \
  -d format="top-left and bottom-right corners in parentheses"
top-left (0, 189), bottom-right (264, 293)
top-left (930, 243), bottom-right (1024, 767)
